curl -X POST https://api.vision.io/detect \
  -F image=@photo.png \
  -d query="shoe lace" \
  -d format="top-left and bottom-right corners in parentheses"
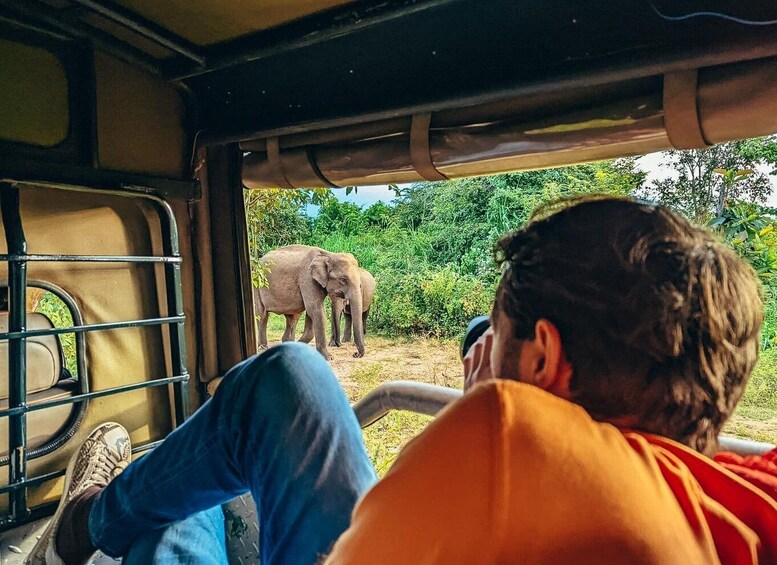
top-left (88, 448), bottom-right (128, 487)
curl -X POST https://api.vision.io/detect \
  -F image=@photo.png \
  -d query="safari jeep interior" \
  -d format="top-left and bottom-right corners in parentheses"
top-left (1, 0), bottom-right (777, 561)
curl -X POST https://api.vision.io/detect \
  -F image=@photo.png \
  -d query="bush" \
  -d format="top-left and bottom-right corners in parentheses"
top-left (370, 268), bottom-right (496, 339)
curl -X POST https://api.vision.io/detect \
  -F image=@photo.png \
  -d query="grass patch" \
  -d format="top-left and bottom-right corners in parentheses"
top-left (346, 362), bottom-right (434, 475)
top-left (723, 349), bottom-right (777, 443)
top-left (724, 406), bottom-right (777, 444)
top-left (739, 348), bottom-right (777, 411)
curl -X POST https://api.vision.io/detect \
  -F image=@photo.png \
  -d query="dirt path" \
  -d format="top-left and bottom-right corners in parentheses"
top-left (326, 336), bottom-right (463, 397)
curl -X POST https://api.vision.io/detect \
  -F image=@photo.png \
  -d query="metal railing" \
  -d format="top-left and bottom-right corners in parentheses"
top-left (0, 279), bottom-right (87, 467)
top-left (353, 382), bottom-right (776, 457)
top-left (0, 180), bottom-right (191, 528)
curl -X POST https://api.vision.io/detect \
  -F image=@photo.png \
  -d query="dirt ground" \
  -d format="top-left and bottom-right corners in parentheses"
top-left (326, 336), bottom-right (463, 398)
top-left (264, 322), bottom-right (775, 474)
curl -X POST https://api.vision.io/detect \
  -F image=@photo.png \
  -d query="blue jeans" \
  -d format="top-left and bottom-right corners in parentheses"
top-left (88, 343), bottom-right (378, 564)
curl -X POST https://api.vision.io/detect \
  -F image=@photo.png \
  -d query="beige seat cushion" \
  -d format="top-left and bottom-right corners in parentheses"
top-left (0, 381), bottom-right (77, 456)
top-left (0, 312), bottom-right (62, 400)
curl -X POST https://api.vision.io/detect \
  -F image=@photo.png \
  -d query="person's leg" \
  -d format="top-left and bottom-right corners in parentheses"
top-left (90, 342), bottom-right (376, 564)
top-left (122, 507), bottom-right (227, 565)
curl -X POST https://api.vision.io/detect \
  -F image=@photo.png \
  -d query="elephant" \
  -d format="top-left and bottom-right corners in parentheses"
top-left (253, 245), bottom-right (365, 360)
top-left (340, 268), bottom-right (376, 344)
top-left (329, 268), bottom-right (376, 346)
top-left (298, 267), bottom-right (375, 348)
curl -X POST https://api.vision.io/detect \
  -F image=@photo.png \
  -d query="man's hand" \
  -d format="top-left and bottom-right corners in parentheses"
top-left (463, 327), bottom-right (495, 392)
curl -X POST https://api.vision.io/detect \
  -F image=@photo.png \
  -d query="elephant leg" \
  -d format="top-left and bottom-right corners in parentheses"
top-left (329, 296), bottom-right (344, 347)
top-left (298, 314), bottom-right (314, 344)
top-left (343, 313), bottom-right (353, 342)
top-left (303, 299), bottom-right (332, 360)
top-left (257, 313), bottom-right (270, 350)
top-left (282, 312), bottom-right (302, 342)
top-left (362, 310), bottom-right (369, 336)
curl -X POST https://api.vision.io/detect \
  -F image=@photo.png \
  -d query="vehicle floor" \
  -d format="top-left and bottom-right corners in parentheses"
top-left (0, 494), bottom-right (260, 564)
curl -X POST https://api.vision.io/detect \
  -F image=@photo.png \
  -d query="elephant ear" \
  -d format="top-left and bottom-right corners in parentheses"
top-left (310, 255), bottom-right (330, 288)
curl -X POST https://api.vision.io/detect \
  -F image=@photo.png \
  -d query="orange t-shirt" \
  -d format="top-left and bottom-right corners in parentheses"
top-left (327, 381), bottom-right (777, 564)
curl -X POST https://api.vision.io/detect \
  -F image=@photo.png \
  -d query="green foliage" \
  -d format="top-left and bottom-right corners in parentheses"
top-left (761, 287), bottom-right (777, 349)
top-left (711, 199), bottom-right (777, 282)
top-left (35, 291), bottom-right (77, 375)
top-left (313, 199), bottom-right (365, 236)
top-left (244, 188), bottom-right (328, 286)
top-left (369, 268), bottom-right (497, 339)
top-left (247, 159), bottom-right (645, 337)
top-left (639, 139), bottom-right (775, 223)
top-left (737, 135), bottom-right (777, 175)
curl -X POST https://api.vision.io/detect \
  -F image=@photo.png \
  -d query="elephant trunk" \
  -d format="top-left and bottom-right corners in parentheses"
top-left (349, 290), bottom-right (366, 357)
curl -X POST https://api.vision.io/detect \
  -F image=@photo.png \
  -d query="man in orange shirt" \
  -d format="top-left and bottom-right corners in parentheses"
top-left (32, 197), bottom-right (776, 564)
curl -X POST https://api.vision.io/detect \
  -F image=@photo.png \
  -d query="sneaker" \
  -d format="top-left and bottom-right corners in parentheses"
top-left (26, 422), bottom-right (132, 565)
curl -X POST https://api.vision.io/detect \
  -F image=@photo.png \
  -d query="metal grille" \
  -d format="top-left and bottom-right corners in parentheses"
top-left (0, 181), bottom-right (190, 529)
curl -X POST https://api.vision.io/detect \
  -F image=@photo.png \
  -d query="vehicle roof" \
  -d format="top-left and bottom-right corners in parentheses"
top-left (4, 1), bottom-right (777, 187)
top-left (10, 2), bottom-right (776, 137)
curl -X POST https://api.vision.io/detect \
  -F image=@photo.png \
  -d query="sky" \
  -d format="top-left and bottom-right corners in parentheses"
top-left (327, 151), bottom-right (777, 209)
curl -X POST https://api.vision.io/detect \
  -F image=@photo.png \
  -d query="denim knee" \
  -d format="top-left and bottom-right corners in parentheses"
top-left (216, 343), bottom-right (342, 426)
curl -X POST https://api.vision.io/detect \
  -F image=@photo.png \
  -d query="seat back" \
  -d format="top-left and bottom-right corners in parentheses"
top-left (0, 312), bottom-right (64, 400)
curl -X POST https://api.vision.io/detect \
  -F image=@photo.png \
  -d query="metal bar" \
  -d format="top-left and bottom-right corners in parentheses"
top-left (0, 7), bottom-right (71, 41)
top-left (0, 439), bottom-right (163, 495)
top-left (165, 0), bottom-right (455, 81)
top-left (133, 440), bottom-right (163, 454)
top-left (4, 0), bottom-right (162, 76)
top-left (352, 381), bottom-right (462, 428)
top-left (70, 0), bottom-right (205, 65)
top-left (0, 470), bottom-right (63, 496)
top-left (152, 199), bottom-right (191, 424)
top-left (0, 502), bottom-right (56, 530)
top-left (0, 181), bottom-right (190, 526)
top-left (0, 315), bottom-right (184, 340)
top-left (0, 375), bottom-right (189, 419)
top-left (718, 436), bottom-right (775, 456)
top-left (0, 165), bottom-right (199, 202)
top-left (2, 184), bottom-right (191, 426)
top-left (351, 383), bottom-right (777, 458)
top-left (0, 280), bottom-right (90, 467)
top-left (0, 185), bottom-right (29, 521)
top-left (0, 254), bottom-right (181, 264)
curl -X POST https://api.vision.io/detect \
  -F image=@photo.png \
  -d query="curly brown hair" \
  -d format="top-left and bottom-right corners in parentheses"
top-left (494, 196), bottom-right (762, 455)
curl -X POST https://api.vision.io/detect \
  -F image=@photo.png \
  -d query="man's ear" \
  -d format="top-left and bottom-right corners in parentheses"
top-left (521, 319), bottom-right (573, 398)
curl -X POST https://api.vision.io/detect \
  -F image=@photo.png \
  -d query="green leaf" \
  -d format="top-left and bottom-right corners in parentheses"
top-left (708, 216), bottom-right (726, 227)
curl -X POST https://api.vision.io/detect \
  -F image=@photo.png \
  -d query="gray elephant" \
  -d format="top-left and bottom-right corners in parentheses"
top-left (329, 268), bottom-right (376, 347)
top-left (253, 245), bottom-right (365, 359)
top-left (298, 267), bottom-right (375, 347)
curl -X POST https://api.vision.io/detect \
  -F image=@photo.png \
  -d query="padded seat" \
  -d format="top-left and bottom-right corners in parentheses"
top-left (0, 313), bottom-right (77, 457)
top-left (0, 313), bottom-right (64, 400)
top-left (0, 380), bottom-right (77, 456)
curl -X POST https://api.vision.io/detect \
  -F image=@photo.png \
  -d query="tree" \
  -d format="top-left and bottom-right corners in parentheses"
top-left (244, 188), bottom-right (330, 286)
top-left (711, 199), bottom-right (777, 282)
top-left (737, 135), bottom-right (777, 175)
top-left (641, 140), bottom-right (775, 223)
top-left (387, 159), bottom-right (647, 279)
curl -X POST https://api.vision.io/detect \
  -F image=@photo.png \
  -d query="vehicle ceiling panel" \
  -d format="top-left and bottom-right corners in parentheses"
top-left (187, 0), bottom-right (777, 141)
top-left (111, 0), bottom-right (358, 45)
